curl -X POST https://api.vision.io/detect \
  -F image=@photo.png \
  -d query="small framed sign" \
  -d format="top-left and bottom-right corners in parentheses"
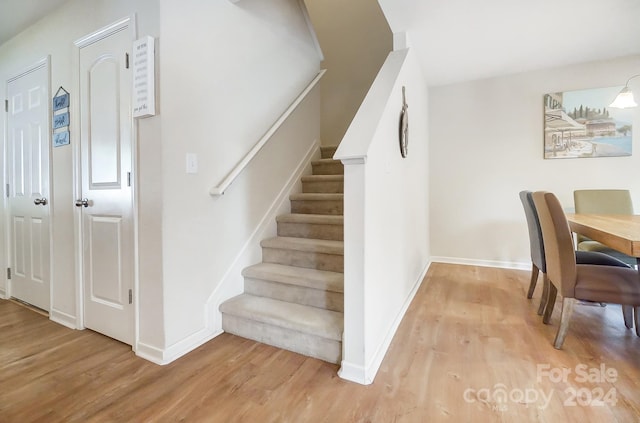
top-left (53, 112), bottom-right (69, 129)
top-left (53, 91), bottom-right (69, 111)
top-left (53, 131), bottom-right (70, 147)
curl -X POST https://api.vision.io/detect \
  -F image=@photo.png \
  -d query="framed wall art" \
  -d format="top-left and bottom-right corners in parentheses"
top-left (543, 86), bottom-right (633, 159)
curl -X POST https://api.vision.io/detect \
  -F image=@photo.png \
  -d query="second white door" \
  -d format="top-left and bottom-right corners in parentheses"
top-left (78, 24), bottom-right (134, 345)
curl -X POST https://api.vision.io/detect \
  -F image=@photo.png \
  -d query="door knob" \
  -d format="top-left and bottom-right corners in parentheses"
top-left (75, 198), bottom-right (90, 208)
top-left (34, 198), bottom-right (47, 206)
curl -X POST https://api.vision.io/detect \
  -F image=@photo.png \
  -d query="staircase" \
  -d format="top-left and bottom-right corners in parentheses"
top-left (220, 145), bottom-right (344, 363)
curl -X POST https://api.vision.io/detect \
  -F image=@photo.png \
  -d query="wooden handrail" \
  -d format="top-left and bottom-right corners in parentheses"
top-left (209, 69), bottom-right (326, 196)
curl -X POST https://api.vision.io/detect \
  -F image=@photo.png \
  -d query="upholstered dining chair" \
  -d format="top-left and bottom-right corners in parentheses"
top-left (574, 189), bottom-right (637, 267)
top-left (519, 190), bottom-right (631, 317)
top-left (532, 191), bottom-right (640, 348)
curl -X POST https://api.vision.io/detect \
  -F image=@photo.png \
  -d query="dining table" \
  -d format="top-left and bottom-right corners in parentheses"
top-left (565, 213), bottom-right (640, 267)
top-left (566, 213), bottom-right (640, 336)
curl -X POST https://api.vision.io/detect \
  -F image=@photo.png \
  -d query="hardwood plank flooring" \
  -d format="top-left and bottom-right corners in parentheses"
top-left (1, 263), bottom-right (639, 422)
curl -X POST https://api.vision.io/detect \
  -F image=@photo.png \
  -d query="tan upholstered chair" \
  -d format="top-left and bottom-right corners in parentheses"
top-left (574, 189), bottom-right (636, 267)
top-left (519, 190), bottom-right (631, 316)
top-left (532, 191), bottom-right (640, 348)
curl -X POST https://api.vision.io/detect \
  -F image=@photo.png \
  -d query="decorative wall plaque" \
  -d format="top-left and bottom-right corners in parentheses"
top-left (132, 36), bottom-right (156, 118)
top-left (52, 86), bottom-right (70, 147)
top-left (53, 131), bottom-right (70, 147)
top-left (53, 112), bottom-right (69, 129)
top-left (399, 86), bottom-right (408, 158)
top-left (52, 88), bottom-right (69, 111)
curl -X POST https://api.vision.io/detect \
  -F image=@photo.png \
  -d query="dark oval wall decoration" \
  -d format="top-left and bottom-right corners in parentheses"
top-left (399, 86), bottom-right (408, 158)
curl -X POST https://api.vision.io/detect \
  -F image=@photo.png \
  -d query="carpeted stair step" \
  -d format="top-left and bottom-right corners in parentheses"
top-left (243, 263), bottom-right (343, 312)
top-left (261, 236), bottom-right (344, 272)
top-left (320, 145), bottom-right (338, 159)
top-left (220, 294), bottom-right (343, 363)
top-left (290, 193), bottom-right (343, 215)
top-left (311, 158), bottom-right (343, 175)
top-left (277, 213), bottom-right (343, 241)
top-left (302, 174), bottom-right (344, 193)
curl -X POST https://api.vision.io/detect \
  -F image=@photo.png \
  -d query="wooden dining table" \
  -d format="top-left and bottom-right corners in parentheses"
top-left (566, 213), bottom-right (640, 267)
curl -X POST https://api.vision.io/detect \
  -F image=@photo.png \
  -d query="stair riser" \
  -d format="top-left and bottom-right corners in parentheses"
top-left (320, 146), bottom-right (337, 159)
top-left (291, 200), bottom-right (343, 215)
top-left (312, 162), bottom-right (343, 175)
top-left (222, 315), bottom-right (341, 364)
top-left (302, 181), bottom-right (344, 193)
top-left (245, 278), bottom-right (344, 312)
top-left (262, 248), bottom-right (344, 272)
top-left (277, 222), bottom-right (343, 241)
top-left (220, 146), bottom-right (345, 364)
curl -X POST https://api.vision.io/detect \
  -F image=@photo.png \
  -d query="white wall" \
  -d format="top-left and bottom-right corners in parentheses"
top-left (158, 0), bottom-right (321, 354)
top-left (305, 0), bottom-right (392, 146)
top-left (429, 55), bottom-right (640, 267)
top-left (0, 0), bottom-right (163, 345)
top-left (336, 46), bottom-right (430, 384)
top-left (1, 0), bottom-right (321, 362)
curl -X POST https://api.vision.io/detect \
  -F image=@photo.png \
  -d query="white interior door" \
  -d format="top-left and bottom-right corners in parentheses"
top-left (6, 60), bottom-right (51, 312)
top-left (78, 24), bottom-right (134, 345)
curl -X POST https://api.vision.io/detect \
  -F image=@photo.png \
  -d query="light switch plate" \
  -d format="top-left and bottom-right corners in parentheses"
top-left (186, 153), bottom-right (198, 174)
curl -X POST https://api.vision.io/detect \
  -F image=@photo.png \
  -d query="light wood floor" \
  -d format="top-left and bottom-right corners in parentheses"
top-left (1, 263), bottom-right (640, 422)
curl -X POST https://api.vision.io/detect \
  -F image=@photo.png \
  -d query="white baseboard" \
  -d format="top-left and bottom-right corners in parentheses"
top-left (135, 341), bottom-right (166, 364)
top-left (338, 361), bottom-right (371, 385)
top-left (0, 287), bottom-right (6, 299)
top-left (339, 260), bottom-right (432, 385)
top-left (431, 256), bottom-right (529, 271)
top-left (136, 328), bottom-right (223, 365)
top-left (365, 260), bottom-right (431, 382)
top-left (50, 308), bottom-right (78, 329)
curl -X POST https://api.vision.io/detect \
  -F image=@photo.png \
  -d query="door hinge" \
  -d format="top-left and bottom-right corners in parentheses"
top-left (125, 53), bottom-right (130, 69)
top-left (7, 268), bottom-right (11, 280)
top-left (5, 184), bottom-right (9, 198)
top-left (4, 99), bottom-right (7, 113)
top-left (127, 172), bottom-right (131, 187)
top-left (129, 289), bottom-right (132, 304)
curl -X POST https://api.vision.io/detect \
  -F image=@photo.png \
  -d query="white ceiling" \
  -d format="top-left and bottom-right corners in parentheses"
top-left (1, 0), bottom-right (638, 87)
top-left (379, 0), bottom-right (640, 86)
top-left (0, 0), bottom-right (70, 46)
